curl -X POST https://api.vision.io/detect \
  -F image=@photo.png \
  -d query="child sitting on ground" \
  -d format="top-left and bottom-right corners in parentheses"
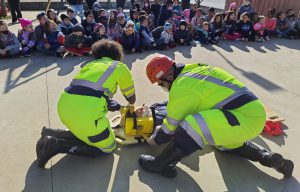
top-left (115, 13), bottom-right (127, 39)
top-left (117, 21), bottom-right (141, 54)
top-left (148, 14), bottom-right (155, 31)
top-left (157, 22), bottom-right (176, 50)
top-left (286, 9), bottom-right (300, 38)
top-left (64, 25), bottom-right (91, 56)
top-left (276, 12), bottom-right (296, 39)
top-left (170, 10), bottom-right (181, 28)
top-left (139, 15), bottom-right (155, 50)
top-left (91, 23), bottom-right (111, 44)
top-left (47, 9), bottom-right (60, 24)
top-left (67, 8), bottom-right (78, 25)
top-left (174, 20), bottom-right (191, 45)
top-left (253, 15), bottom-right (269, 41)
top-left (0, 21), bottom-right (20, 57)
top-left (18, 18), bottom-right (36, 57)
top-left (183, 9), bottom-right (190, 23)
top-left (107, 10), bottom-right (118, 39)
top-left (191, 8), bottom-right (203, 28)
top-left (224, 11), bottom-right (241, 40)
top-left (92, 2), bottom-right (101, 23)
top-left (130, 9), bottom-right (140, 31)
top-left (98, 9), bottom-right (108, 28)
top-left (58, 14), bottom-right (74, 36)
top-left (265, 9), bottom-right (277, 35)
top-left (237, 12), bottom-right (254, 41)
top-left (37, 20), bottom-right (65, 57)
top-left (81, 10), bottom-right (96, 37)
top-left (209, 13), bottom-right (225, 44)
top-left (195, 21), bottom-right (210, 45)
top-left (35, 12), bottom-right (48, 46)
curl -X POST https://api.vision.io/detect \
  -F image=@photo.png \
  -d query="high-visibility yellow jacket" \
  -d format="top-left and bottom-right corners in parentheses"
top-left (161, 63), bottom-right (247, 135)
top-left (70, 57), bottom-right (135, 99)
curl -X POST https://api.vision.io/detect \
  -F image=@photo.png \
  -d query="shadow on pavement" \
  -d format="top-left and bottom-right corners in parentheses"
top-left (1, 55), bottom-right (91, 94)
top-left (215, 49), bottom-right (283, 92)
top-left (23, 141), bottom-right (299, 192)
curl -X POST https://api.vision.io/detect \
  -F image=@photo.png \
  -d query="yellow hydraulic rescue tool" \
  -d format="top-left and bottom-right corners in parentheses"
top-left (110, 105), bottom-right (154, 145)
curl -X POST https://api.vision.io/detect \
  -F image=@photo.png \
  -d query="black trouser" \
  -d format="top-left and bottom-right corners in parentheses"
top-left (7, 0), bottom-right (22, 22)
top-left (86, 0), bottom-right (96, 10)
top-left (131, 0), bottom-right (135, 8)
top-left (116, 0), bottom-right (125, 9)
top-left (181, 0), bottom-right (191, 10)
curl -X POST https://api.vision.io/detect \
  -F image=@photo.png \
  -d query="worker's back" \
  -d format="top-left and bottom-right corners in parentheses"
top-left (169, 63), bottom-right (247, 113)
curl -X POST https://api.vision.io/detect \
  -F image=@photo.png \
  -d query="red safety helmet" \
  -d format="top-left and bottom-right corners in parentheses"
top-left (146, 55), bottom-right (175, 84)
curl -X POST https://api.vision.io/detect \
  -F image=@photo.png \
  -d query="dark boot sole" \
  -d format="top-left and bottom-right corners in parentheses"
top-left (37, 137), bottom-right (58, 168)
top-left (36, 136), bottom-right (44, 159)
top-left (280, 159), bottom-right (294, 178)
top-left (271, 153), bottom-right (294, 178)
top-left (138, 156), bottom-right (177, 178)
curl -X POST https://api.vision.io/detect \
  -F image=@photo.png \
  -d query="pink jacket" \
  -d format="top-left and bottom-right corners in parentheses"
top-left (265, 18), bottom-right (276, 31)
top-left (254, 22), bottom-right (267, 35)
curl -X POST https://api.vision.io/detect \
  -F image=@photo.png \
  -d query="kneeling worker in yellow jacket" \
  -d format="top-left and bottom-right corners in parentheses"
top-left (37, 40), bottom-right (136, 168)
top-left (139, 55), bottom-right (294, 178)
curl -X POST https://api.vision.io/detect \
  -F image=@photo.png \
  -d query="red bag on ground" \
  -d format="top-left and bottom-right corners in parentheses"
top-left (262, 120), bottom-right (283, 136)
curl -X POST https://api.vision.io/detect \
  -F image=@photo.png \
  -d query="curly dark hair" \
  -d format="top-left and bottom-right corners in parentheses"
top-left (92, 39), bottom-right (124, 61)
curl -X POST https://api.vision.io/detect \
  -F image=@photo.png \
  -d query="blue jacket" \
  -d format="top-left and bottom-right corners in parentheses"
top-left (117, 31), bottom-right (140, 51)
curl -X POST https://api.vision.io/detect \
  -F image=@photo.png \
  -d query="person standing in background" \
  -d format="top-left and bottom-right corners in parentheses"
top-left (86, 0), bottom-right (97, 10)
top-left (181, 0), bottom-right (190, 11)
top-left (7, 0), bottom-right (23, 23)
top-left (151, 0), bottom-right (161, 27)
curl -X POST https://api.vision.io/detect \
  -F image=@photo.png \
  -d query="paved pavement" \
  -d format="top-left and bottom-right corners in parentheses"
top-left (1, 11), bottom-right (300, 192)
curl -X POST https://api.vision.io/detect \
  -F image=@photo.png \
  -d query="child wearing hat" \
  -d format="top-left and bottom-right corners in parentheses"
top-left (157, 22), bottom-right (176, 50)
top-left (170, 10), bottom-right (181, 28)
top-left (81, 10), bottom-right (96, 37)
top-left (18, 18), bottom-right (36, 57)
top-left (64, 24), bottom-right (91, 56)
top-left (115, 12), bottom-right (128, 39)
top-left (174, 20), bottom-right (191, 45)
top-left (0, 21), bottom-right (21, 58)
top-left (92, 2), bottom-right (101, 22)
top-left (91, 23), bottom-right (111, 44)
top-left (117, 21), bottom-right (141, 54)
top-left (58, 14), bottom-right (74, 36)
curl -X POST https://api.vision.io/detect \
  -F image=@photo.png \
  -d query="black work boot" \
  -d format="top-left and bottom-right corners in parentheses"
top-left (138, 141), bottom-right (187, 178)
top-left (36, 127), bottom-right (77, 159)
top-left (41, 126), bottom-right (77, 140)
top-left (227, 141), bottom-right (294, 178)
top-left (37, 136), bottom-right (105, 168)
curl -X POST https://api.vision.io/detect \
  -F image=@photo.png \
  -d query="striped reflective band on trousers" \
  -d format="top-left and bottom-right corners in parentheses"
top-left (99, 141), bottom-right (116, 153)
top-left (179, 72), bottom-right (250, 109)
top-left (160, 116), bottom-right (181, 135)
top-left (70, 61), bottom-right (119, 98)
top-left (180, 120), bottom-right (204, 148)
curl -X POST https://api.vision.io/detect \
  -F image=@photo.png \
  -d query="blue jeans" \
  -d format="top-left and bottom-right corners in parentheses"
top-left (276, 28), bottom-right (292, 38)
top-left (71, 4), bottom-right (84, 22)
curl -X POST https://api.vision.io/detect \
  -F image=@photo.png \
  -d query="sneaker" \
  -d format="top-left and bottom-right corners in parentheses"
top-left (265, 36), bottom-right (270, 41)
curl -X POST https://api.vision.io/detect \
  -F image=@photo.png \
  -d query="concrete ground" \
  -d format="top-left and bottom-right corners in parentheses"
top-left (1, 12), bottom-right (300, 192)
